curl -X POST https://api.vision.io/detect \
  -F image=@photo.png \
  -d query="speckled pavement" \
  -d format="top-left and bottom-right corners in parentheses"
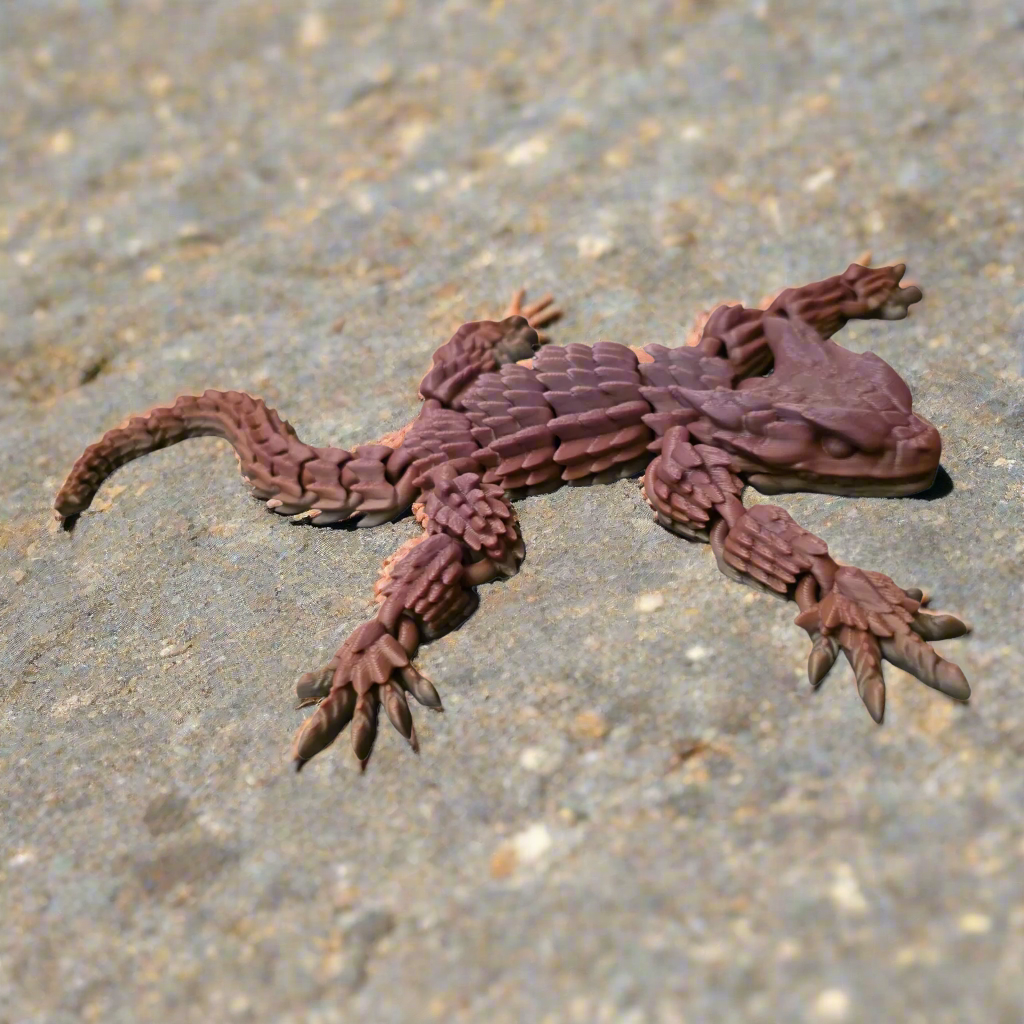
top-left (1, 2), bottom-right (1022, 1022)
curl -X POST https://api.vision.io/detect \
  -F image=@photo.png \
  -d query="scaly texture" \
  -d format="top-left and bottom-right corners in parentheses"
top-left (695, 262), bottom-right (924, 377)
top-left (294, 533), bottom-right (471, 766)
top-left (53, 265), bottom-right (972, 769)
top-left (642, 425), bottom-right (745, 541)
top-left (420, 465), bottom-right (525, 579)
top-left (53, 390), bottom-right (419, 528)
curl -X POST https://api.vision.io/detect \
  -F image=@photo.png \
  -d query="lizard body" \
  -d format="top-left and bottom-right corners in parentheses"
top-left (54, 262), bottom-right (971, 768)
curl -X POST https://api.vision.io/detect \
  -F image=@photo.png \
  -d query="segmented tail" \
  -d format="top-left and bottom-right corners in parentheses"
top-left (54, 390), bottom-right (417, 527)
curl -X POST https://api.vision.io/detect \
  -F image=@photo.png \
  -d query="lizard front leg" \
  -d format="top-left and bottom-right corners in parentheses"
top-left (644, 425), bottom-right (970, 720)
top-left (712, 506), bottom-right (970, 718)
top-left (500, 287), bottom-right (563, 346)
top-left (419, 288), bottom-right (563, 407)
top-left (291, 464), bottom-right (524, 768)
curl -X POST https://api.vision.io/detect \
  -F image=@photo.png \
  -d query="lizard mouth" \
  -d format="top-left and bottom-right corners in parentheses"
top-left (742, 418), bottom-right (942, 498)
top-left (746, 465), bottom-right (939, 498)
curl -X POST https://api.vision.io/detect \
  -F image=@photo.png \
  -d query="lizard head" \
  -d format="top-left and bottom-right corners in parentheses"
top-left (683, 315), bottom-right (941, 497)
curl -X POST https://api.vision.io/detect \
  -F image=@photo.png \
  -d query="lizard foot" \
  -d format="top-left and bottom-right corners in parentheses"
top-left (501, 288), bottom-right (563, 344)
top-left (793, 568), bottom-right (970, 721)
top-left (291, 619), bottom-right (442, 770)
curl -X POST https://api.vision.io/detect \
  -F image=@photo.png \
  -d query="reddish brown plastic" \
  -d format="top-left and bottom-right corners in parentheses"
top-left (54, 267), bottom-right (971, 769)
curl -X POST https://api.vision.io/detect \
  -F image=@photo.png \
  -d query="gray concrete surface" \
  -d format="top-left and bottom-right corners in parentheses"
top-left (2, 1), bottom-right (1023, 1022)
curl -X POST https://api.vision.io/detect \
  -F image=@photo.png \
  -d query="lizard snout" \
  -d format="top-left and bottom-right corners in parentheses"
top-left (907, 417), bottom-right (941, 457)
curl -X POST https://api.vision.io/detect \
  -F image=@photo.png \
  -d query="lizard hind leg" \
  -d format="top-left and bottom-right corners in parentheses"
top-left (501, 287), bottom-right (563, 346)
top-left (291, 466), bottom-right (524, 769)
top-left (291, 613), bottom-right (444, 770)
top-left (687, 259), bottom-right (924, 380)
top-left (290, 534), bottom-right (471, 770)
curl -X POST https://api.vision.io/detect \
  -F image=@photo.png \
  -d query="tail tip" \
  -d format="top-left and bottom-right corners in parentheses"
top-left (54, 506), bottom-right (79, 532)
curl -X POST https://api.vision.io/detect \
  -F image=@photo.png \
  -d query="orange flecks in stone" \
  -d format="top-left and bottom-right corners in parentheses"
top-left (489, 843), bottom-right (518, 879)
top-left (570, 710), bottom-right (609, 740)
top-left (372, 420), bottom-right (414, 449)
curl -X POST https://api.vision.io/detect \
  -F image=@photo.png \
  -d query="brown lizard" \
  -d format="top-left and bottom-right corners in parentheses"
top-left (54, 261), bottom-right (971, 769)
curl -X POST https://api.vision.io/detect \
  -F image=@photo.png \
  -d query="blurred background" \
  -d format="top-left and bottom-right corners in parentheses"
top-left (1, 2), bottom-right (1022, 1022)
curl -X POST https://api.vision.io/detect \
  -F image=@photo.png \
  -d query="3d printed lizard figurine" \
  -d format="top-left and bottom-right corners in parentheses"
top-left (55, 261), bottom-right (972, 769)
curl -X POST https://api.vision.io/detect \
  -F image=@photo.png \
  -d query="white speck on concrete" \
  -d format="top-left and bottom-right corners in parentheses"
top-left (958, 912), bottom-right (992, 934)
top-left (512, 823), bottom-right (553, 864)
top-left (811, 988), bottom-right (850, 1021)
top-left (576, 235), bottom-right (615, 259)
top-left (635, 592), bottom-right (665, 613)
top-left (519, 747), bottom-right (562, 774)
top-left (297, 11), bottom-right (328, 49)
top-left (829, 863), bottom-right (869, 914)
top-left (506, 136), bottom-right (549, 166)
top-left (803, 166), bottom-right (836, 192)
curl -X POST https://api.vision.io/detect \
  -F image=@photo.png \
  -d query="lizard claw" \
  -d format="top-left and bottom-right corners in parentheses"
top-left (837, 262), bottom-right (923, 323)
top-left (293, 660), bottom-right (338, 708)
top-left (290, 620), bottom-right (442, 769)
top-left (910, 608), bottom-right (970, 642)
top-left (794, 565), bottom-right (971, 719)
top-left (806, 633), bottom-right (840, 687)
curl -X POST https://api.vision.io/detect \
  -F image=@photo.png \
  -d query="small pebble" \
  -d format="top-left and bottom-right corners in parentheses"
top-left (635, 592), bottom-right (664, 613)
top-left (490, 823), bottom-right (553, 879)
top-left (829, 863), bottom-right (869, 914)
top-left (811, 988), bottom-right (850, 1021)
top-left (576, 235), bottom-right (615, 260)
top-left (297, 11), bottom-right (328, 49)
top-left (49, 129), bottom-right (73, 155)
top-left (802, 166), bottom-right (836, 192)
top-left (571, 710), bottom-right (609, 740)
top-left (505, 136), bottom-right (548, 166)
top-left (145, 72), bottom-right (173, 98)
top-left (863, 209), bottom-right (885, 233)
top-left (519, 746), bottom-right (561, 773)
top-left (489, 844), bottom-right (518, 880)
top-left (512, 823), bottom-right (552, 863)
top-left (958, 912), bottom-right (992, 934)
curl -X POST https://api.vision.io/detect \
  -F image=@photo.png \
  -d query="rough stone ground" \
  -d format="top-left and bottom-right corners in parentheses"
top-left (1, 1), bottom-right (1023, 1022)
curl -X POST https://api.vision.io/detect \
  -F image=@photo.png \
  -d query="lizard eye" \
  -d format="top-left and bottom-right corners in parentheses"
top-left (822, 435), bottom-right (856, 459)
